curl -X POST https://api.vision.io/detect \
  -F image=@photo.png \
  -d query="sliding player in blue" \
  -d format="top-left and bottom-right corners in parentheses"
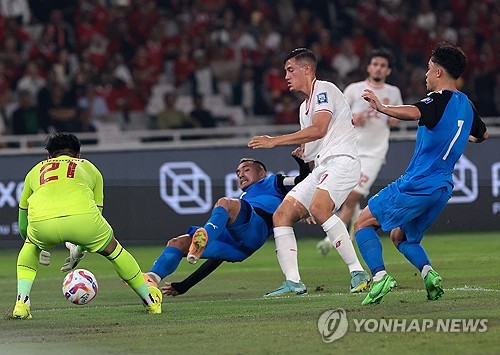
top-left (354, 42), bottom-right (488, 305)
top-left (145, 152), bottom-right (310, 295)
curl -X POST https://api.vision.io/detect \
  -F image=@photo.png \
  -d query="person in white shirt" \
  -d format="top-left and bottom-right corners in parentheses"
top-left (248, 48), bottom-right (369, 296)
top-left (317, 48), bottom-right (403, 256)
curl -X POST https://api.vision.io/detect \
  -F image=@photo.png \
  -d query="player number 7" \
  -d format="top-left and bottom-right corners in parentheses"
top-left (442, 120), bottom-right (464, 161)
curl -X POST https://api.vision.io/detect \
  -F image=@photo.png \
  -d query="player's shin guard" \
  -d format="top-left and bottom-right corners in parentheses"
top-left (17, 241), bottom-right (40, 303)
top-left (355, 227), bottom-right (385, 276)
top-left (397, 241), bottom-right (430, 272)
top-left (322, 215), bottom-right (364, 272)
top-left (150, 246), bottom-right (183, 279)
top-left (203, 206), bottom-right (229, 241)
top-left (274, 226), bottom-right (301, 283)
top-left (106, 242), bottom-right (151, 303)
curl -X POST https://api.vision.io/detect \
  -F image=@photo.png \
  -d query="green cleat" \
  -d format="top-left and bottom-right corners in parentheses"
top-left (361, 274), bottom-right (397, 305)
top-left (264, 280), bottom-right (307, 297)
top-left (350, 270), bottom-right (370, 293)
top-left (424, 270), bottom-right (444, 300)
top-left (187, 228), bottom-right (208, 265)
top-left (144, 286), bottom-right (162, 314)
top-left (13, 300), bottom-right (32, 319)
top-left (316, 238), bottom-right (333, 256)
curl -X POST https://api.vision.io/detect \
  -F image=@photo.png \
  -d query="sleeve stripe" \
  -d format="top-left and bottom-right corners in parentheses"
top-left (314, 109), bottom-right (333, 115)
top-left (19, 207), bottom-right (28, 210)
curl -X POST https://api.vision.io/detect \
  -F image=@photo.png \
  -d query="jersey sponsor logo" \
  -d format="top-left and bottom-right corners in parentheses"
top-left (317, 92), bottom-right (328, 104)
top-left (159, 162), bottom-right (212, 214)
top-left (421, 97), bottom-right (433, 104)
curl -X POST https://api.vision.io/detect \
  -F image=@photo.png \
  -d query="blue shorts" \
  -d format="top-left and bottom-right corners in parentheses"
top-left (186, 200), bottom-right (270, 262)
top-left (368, 178), bottom-right (450, 243)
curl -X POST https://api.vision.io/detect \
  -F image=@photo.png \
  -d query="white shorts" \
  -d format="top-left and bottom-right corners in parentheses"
top-left (353, 156), bottom-right (384, 197)
top-left (288, 155), bottom-right (360, 213)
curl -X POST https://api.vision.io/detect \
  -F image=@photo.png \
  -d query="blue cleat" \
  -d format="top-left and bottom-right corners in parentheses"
top-left (264, 280), bottom-right (307, 297)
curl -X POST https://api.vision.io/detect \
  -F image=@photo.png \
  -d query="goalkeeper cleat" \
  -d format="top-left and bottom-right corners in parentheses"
top-left (187, 228), bottom-right (208, 265)
top-left (362, 274), bottom-right (397, 305)
top-left (39, 250), bottom-right (51, 266)
top-left (13, 300), bottom-right (32, 319)
top-left (316, 238), bottom-right (333, 256)
top-left (424, 270), bottom-right (444, 301)
top-left (143, 273), bottom-right (158, 288)
top-left (350, 270), bottom-right (370, 293)
top-left (144, 286), bottom-right (162, 314)
top-left (61, 242), bottom-right (85, 272)
top-left (263, 280), bottom-right (307, 297)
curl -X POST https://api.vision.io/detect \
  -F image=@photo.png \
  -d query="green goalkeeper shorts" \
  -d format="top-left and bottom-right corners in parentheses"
top-left (27, 212), bottom-right (113, 253)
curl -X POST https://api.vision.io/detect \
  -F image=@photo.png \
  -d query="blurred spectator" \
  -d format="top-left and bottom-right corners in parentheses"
top-left (190, 50), bottom-right (217, 97)
top-left (39, 82), bottom-right (77, 132)
top-left (190, 94), bottom-right (216, 128)
top-left (16, 61), bottom-right (46, 104)
top-left (46, 9), bottom-right (75, 51)
top-left (331, 39), bottom-right (360, 84)
top-left (155, 92), bottom-right (191, 129)
top-left (0, 90), bottom-right (14, 135)
top-left (0, 0), bottom-right (30, 24)
top-left (233, 65), bottom-right (269, 116)
top-left (275, 92), bottom-right (299, 125)
top-left (52, 48), bottom-right (80, 88)
top-left (12, 90), bottom-right (44, 134)
top-left (77, 83), bottom-right (110, 128)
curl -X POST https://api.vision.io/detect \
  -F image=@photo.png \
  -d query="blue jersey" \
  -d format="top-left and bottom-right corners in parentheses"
top-left (399, 90), bottom-right (486, 195)
top-left (240, 174), bottom-right (286, 214)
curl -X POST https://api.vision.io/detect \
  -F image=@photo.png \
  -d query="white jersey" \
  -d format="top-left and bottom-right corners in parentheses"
top-left (344, 80), bottom-right (402, 159)
top-left (299, 79), bottom-right (358, 164)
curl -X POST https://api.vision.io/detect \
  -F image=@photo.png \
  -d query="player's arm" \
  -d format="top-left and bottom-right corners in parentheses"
top-left (162, 259), bottom-right (224, 296)
top-left (362, 89), bottom-right (420, 121)
top-left (468, 100), bottom-right (488, 143)
top-left (248, 111), bottom-right (331, 149)
top-left (276, 150), bottom-right (311, 193)
top-left (18, 172), bottom-right (33, 240)
top-left (93, 165), bottom-right (105, 212)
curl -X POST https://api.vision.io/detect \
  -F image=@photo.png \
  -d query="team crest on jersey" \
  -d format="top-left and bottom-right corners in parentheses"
top-left (421, 97), bottom-right (433, 104)
top-left (317, 92), bottom-right (328, 104)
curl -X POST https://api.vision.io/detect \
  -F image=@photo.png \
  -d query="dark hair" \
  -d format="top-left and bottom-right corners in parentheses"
top-left (45, 132), bottom-right (81, 157)
top-left (239, 158), bottom-right (267, 171)
top-left (368, 48), bottom-right (394, 68)
top-left (430, 42), bottom-right (467, 79)
top-left (284, 48), bottom-right (317, 71)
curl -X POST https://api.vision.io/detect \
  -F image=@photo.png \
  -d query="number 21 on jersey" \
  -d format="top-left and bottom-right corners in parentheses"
top-left (40, 161), bottom-right (78, 185)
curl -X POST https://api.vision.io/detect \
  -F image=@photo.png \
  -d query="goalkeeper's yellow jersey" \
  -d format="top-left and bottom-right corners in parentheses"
top-left (19, 155), bottom-right (104, 222)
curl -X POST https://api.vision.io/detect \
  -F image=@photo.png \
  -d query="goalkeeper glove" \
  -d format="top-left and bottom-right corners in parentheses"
top-left (61, 242), bottom-right (85, 272)
top-left (39, 250), bottom-right (51, 266)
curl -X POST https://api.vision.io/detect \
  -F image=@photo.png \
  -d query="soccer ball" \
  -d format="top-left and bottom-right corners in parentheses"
top-left (62, 269), bottom-right (98, 305)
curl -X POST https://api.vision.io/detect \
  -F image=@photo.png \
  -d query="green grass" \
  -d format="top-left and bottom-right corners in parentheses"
top-left (0, 233), bottom-right (499, 354)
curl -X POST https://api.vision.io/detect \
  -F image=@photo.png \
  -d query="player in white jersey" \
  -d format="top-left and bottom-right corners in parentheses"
top-left (248, 48), bottom-right (369, 296)
top-left (317, 49), bottom-right (403, 255)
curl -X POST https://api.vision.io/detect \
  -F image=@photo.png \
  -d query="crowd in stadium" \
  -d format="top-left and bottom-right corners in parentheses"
top-left (0, 0), bottom-right (498, 136)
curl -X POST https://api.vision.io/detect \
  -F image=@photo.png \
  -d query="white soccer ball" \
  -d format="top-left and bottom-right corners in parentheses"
top-left (62, 269), bottom-right (98, 305)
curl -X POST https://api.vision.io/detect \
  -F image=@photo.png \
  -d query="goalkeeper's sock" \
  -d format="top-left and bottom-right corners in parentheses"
top-left (397, 241), bottom-right (430, 273)
top-left (150, 246), bottom-right (183, 280)
top-left (355, 227), bottom-right (385, 276)
top-left (106, 242), bottom-right (152, 304)
top-left (17, 241), bottom-right (40, 302)
top-left (203, 206), bottom-right (229, 241)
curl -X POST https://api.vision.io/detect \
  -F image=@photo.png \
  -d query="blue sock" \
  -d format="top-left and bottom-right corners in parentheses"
top-left (397, 241), bottom-right (430, 271)
top-left (150, 246), bottom-right (183, 279)
top-left (355, 227), bottom-right (385, 276)
top-left (203, 206), bottom-right (229, 241)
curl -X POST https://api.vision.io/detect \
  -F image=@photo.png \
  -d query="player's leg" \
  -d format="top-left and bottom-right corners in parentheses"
top-left (13, 241), bottom-right (41, 319)
top-left (67, 213), bottom-right (161, 314)
top-left (148, 233), bottom-right (191, 283)
top-left (265, 195), bottom-right (309, 297)
top-left (187, 197), bottom-right (242, 264)
top-left (312, 157), bottom-right (368, 292)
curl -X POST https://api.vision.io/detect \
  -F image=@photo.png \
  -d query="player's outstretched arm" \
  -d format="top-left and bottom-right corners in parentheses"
top-left (362, 89), bottom-right (420, 121)
top-left (161, 259), bottom-right (224, 296)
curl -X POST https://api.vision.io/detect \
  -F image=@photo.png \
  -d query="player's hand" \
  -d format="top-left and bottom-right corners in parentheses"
top-left (162, 282), bottom-right (180, 296)
top-left (291, 146), bottom-right (304, 159)
top-left (362, 89), bottom-right (383, 111)
top-left (61, 242), bottom-right (85, 272)
top-left (352, 113), bottom-right (367, 127)
top-left (303, 215), bottom-right (316, 225)
top-left (39, 250), bottom-right (51, 266)
top-left (248, 135), bottom-right (276, 149)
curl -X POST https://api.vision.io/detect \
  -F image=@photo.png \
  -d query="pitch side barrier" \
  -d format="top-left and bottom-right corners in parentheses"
top-left (0, 139), bottom-right (498, 245)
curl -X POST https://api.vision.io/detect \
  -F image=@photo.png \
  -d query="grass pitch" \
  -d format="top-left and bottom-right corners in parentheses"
top-left (0, 232), bottom-right (499, 354)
